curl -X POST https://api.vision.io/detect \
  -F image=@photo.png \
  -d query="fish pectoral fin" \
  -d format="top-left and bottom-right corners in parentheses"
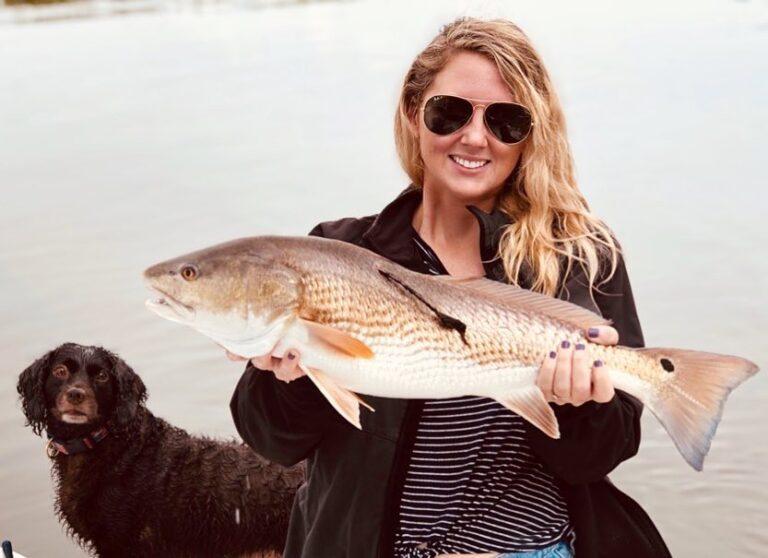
top-left (356, 394), bottom-right (376, 412)
top-left (300, 364), bottom-right (375, 429)
top-left (494, 387), bottom-right (560, 439)
top-left (299, 318), bottom-right (374, 359)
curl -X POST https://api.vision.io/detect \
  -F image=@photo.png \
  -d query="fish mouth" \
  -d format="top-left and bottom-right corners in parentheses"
top-left (145, 286), bottom-right (196, 323)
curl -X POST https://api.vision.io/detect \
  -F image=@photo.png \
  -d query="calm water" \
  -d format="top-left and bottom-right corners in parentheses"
top-left (1, 0), bottom-right (766, 556)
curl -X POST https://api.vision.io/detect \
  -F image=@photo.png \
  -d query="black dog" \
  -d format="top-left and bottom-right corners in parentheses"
top-left (17, 343), bottom-right (303, 558)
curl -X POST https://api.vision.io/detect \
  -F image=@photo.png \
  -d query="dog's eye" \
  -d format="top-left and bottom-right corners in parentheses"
top-left (52, 365), bottom-right (69, 379)
top-left (94, 370), bottom-right (109, 383)
top-left (180, 265), bottom-right (199, 281)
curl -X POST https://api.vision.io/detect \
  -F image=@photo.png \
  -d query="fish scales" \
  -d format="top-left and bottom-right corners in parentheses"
top-left (144, 235), bottom-right (758, 470)
top-left (298, 266), bottom-right (587, 397)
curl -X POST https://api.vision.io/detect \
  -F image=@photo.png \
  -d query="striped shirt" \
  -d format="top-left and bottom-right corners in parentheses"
top-left (392, 397), bottom-right (572, 557)
top-left (392, 233), bottom-right (572, 557)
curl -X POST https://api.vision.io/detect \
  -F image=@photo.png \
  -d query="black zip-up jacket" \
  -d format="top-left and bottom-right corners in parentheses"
top-left (230, 188), bottom-right (671, 558)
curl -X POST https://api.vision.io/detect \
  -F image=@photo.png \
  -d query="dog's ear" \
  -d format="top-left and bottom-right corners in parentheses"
top-left (106, 350), bottom-right (147, 430)
top-left (17, 347), bottom-right (57, 436)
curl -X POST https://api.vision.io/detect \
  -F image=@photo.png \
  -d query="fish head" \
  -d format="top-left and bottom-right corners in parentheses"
top-left (143, 238), bottom-right (302, 356)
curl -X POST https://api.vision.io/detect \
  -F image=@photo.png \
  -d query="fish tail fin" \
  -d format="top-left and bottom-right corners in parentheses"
top-left (639, 348), bottom-right (758, 471)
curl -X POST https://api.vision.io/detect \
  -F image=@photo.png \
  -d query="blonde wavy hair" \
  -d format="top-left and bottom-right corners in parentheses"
top-left (394, 18), bottom-right (618, 297)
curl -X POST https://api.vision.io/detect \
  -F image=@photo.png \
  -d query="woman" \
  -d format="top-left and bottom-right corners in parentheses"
top-left (230, 18), bottom-right (670, 558)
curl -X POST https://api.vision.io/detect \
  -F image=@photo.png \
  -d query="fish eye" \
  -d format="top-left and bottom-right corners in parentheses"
top-left (660, 358), bottom-right (675, 373)
top-left (52, 365), bottom-right (69, 379)
top-left (180, 264), bottom-right (199, 281)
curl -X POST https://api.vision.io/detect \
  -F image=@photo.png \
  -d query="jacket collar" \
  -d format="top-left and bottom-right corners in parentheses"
top-left (361, 186), bottom-right (424, 268)
top-left (361, 186), bottom-right (522, 283)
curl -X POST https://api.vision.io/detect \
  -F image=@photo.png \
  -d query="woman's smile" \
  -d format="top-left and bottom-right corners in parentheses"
top-left (449, 154), bottom-right (491, 170)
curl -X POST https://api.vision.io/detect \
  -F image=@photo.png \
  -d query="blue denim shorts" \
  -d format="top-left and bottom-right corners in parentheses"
top-left (496, 541), bottom-right (573, 558)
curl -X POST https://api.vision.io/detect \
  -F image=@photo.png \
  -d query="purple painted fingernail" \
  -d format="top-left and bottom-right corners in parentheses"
top-left (549, 351), bottom-right (557, 359)
top-left (594, 359), bottom-right (603, 367)
top-left (588, 327), bottom-right (599, 338)
top-left (561, 340), bottom-right (571, 349)
top-left (575, 343), bottom-right (586, 351)
top-left (286, 352), bottom-right (296, 360)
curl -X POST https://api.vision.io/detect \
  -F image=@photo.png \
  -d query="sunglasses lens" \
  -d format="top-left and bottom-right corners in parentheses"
top-left (485, 103), bottom-right (533, 144)
top-left (423, 95), bottom-right (473, 135)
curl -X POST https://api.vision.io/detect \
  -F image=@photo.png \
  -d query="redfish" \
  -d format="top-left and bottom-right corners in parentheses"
top-left (144, 236), bottom-right (758, 471)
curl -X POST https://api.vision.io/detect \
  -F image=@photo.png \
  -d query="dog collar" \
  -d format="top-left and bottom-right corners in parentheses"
top-left (46, 427), bottom-right (109, 458)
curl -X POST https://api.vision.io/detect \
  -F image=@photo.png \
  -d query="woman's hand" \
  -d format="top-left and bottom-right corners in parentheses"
top-left (225, 349), bottom-right (306, 383)
top-left (536, 325), bottom-right (617, 406)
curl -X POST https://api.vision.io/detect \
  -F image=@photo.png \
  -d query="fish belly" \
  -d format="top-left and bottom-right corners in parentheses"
top-left (303, 344), bottom-right (540, 400)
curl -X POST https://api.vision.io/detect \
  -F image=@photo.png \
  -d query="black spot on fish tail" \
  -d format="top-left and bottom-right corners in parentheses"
top-left (378, 269), bottom-right (469, 345)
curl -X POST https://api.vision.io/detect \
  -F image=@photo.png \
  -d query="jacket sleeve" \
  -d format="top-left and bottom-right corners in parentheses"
top-left (527, 253), bottom-right (645, 484)
top-left (228, 223), bottom-right (338, 466)
top-left (230, 364), bottom-right (336, 466)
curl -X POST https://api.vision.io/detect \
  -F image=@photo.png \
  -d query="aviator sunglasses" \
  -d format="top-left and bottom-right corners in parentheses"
top-left (422, 95), bottom-right (534, 145)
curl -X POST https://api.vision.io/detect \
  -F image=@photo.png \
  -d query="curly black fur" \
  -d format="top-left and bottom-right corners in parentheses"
top-left (18, 343), bottom-right (303, 558)
top-left (17, 345), bottom-right (54, 435)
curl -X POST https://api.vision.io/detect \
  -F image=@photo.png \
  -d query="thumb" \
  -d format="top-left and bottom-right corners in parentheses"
top-left (586, 325), bottom-right (619, 346)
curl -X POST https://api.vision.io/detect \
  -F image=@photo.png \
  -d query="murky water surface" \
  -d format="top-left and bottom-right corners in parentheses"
top-left (1, 0), bottom-right (766, 555)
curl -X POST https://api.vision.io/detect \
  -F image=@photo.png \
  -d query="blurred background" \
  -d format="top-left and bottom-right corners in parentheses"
top-left (1, 0), bottom-right (766, 555)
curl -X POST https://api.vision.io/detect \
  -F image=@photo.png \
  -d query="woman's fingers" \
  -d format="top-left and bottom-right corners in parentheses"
top-left (223, 345), bottom-right (306, 384)
top-left (249, 349), bottom-right (306, 383)
top-left (536, 349), bottom-right (557, 401)
top-left (552, 341), bottom-right (573, 403)
top-left (570, 343), bottom-right (592, 406)
top-left (591, 359), bottom-right (615, 403)
top-left (272, 350), bottom-right (305, 382)
top-left (537, 338), bottom-right (615, 406)
top-left (249, 353), bottom-right (274, 369)
top-left (586, 325), bottom-right (619, 346)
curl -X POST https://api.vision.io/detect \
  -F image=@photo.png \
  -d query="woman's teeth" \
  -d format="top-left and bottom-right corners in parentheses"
top-left (450, 155), bottom-right (489, 169)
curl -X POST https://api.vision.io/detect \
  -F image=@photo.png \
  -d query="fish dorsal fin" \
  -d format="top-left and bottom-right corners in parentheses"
top-left (494, 387), bottom-right (560, 439)
top-left (299, 318), bottom-right (374, 359)
top-left (300, 364), bottom-right (374, 430)
top-left (439, 276), bottom-right (610, 330)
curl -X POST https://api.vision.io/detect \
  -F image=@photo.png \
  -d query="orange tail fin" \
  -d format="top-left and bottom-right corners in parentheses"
top-left (639, 348), bottom-right (758, 471)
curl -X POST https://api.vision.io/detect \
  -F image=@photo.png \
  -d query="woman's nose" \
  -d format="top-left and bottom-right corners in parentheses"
top-left (460, 108), bottom-right (489, 146)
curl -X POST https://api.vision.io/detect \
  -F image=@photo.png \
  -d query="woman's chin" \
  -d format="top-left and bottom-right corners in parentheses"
top-left (429, 180), bottom-right (502, 209)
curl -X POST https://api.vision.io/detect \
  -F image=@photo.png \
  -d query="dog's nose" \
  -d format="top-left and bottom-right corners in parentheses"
top-left (66, 388), bottom-right (86, 405)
